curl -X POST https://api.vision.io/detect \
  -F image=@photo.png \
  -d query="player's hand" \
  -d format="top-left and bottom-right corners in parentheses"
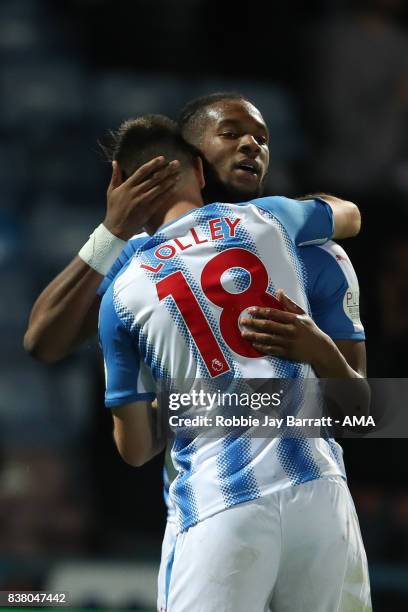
top-left (104, 157), bottom-right (181, 240)
top-left (240, 289), bottom-right (331, 365)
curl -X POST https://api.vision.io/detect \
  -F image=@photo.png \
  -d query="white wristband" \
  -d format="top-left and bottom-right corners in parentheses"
top-left (78, 223), bottom-right (126, 275)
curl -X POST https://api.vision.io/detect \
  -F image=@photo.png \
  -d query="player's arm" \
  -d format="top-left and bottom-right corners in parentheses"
top-left (24, 257), bottom-right (104, 363)
top-left (300, 193), bottom-right (361, 240)
top-left (299, 241), bottom-right (366, 377)
top-left (241, 294), bottom-right (370, 419)
top-left (112, 400), bottom-right (165, 467)
top-left (241, 293), bottom-right (364, 378)
top-left (241, 242), bottom-right (366, 377)
top-left (258, 195), bottom-right (360, 247)
top-left (333, 340), bottom-right (366, 376)
top-left (99, 284), bottom-right (162, 465)
top-left (241, 243), bottom-right (369, 416)
top-left (23, 157), bottom-right (180, 363)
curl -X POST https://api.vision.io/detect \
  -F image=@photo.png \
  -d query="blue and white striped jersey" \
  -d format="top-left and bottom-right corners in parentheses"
top-left (99, 196), bottom-right (348, 532)
top-left (299, 241), bottom-right (365, 341)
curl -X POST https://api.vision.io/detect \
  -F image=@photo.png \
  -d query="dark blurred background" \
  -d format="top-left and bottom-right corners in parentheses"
top-left (1, 0), bottom-right (407, 609)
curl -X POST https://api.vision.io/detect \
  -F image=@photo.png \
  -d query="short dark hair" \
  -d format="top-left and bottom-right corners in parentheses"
top-left (179, 92), bottom-right (247, 145)
top-left (103, 114), bottom-right (197, 179)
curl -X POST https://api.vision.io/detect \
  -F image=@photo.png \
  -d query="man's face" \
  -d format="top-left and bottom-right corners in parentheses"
top-left (198, 99), bottom-right (269, 203)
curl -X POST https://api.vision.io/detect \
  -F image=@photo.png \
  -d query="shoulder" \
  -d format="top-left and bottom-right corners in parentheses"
top-left (300, 240), bottom-right (353, 267)
top-left (248, 195), bottom-right (296, 213)
top-left (97, 233), bottom-right (150, 298)
top-left (123, 233), bottom-right (150, 256)
top-left (300, 241), bottom-right (365, 339)
top-left (300, 241), bottom-right (345, 291)
top-left (300, 241), bottom-right (359, 286)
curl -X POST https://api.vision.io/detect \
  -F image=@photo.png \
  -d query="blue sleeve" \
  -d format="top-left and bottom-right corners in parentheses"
top-left (97, 235), bottom-right (148, 297)
top-left (98, 283), bottom-right (156, 407)
top-left (254, 196), bottom-right (334, 247)
top-left (299, 242), bottom-right (365, 340)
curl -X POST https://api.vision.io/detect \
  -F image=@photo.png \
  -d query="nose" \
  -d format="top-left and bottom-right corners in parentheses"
top-left (238, 134), bottom-right (261, 157)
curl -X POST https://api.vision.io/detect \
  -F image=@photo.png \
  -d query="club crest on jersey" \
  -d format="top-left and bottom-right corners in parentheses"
top-left (211, 358), bottom-right (224, 373)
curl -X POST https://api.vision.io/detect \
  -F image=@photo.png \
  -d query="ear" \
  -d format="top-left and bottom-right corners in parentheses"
top-left (193, 156), bottom-right (205, 190)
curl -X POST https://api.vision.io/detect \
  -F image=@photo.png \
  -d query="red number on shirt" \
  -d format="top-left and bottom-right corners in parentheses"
top-left (156, 248), bottom-right (282, 376)
top-left (156, 270), bottom-right (230, 377)
top-left (201, 248), bottom-right (282, 357)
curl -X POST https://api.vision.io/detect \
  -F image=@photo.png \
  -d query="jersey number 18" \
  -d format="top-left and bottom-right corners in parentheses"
top-left (156, 248), bottom-right (282, 377)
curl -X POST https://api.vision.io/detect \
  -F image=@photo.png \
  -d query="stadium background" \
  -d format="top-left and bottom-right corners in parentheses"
top-left (1, 0), bottom-right (407, 609)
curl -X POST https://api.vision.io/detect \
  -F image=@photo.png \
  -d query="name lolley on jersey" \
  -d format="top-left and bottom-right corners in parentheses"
top-left (156, 378), bottom-right (384, 440)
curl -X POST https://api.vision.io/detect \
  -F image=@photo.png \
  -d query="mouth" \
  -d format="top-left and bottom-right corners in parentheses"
top-left (233, 159), bottom-right (261, 180)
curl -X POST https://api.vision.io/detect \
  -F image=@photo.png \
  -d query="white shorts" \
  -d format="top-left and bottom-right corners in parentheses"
top-left (158, 519), bottom-right (178, 612)
top-left (163, 477), bottom-right (372, 612)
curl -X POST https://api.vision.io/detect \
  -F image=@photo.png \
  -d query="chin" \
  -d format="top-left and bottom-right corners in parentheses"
top-left (202, 172), bottom-right (263, 205)
top-left (227, 182), bottom-right (263, 203)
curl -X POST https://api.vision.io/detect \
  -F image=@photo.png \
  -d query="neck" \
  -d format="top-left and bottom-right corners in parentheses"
top-left (144, 198), bottom-right (203, 235)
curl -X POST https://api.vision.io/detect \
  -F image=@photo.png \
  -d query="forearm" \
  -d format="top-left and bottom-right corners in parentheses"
top-left (112, 401), bottom-right (165, 467)
top-left (312, 335), bottom-right (370, 420)
top-left (136, 405), bottom-right (166, 465)
top-left (141, 430), bottom-right (166, 465)
top-left (113, 427), bottom-right (164, 467)
top-left (299, 193), bottom-right (361, 239)
top-left (317, 194), bottom-right (361, 239)
top-left (311, 335), bottom-right (362, 379)
top-left (24, 256), bottom-right (103, 363)
top-left (25, 156), bottom-right (182, 364)
top-left (240, 299), bottom-right (370, 419)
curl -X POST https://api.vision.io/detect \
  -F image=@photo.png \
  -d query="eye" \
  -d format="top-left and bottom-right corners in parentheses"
top-left (220, 131), bottom-right (239, 139)
top-left (256, 135), bottom-right (268, 146)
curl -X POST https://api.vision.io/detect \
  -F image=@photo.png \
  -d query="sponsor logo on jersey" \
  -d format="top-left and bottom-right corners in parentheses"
top-left (343, 287), bottom-right (362, 325)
